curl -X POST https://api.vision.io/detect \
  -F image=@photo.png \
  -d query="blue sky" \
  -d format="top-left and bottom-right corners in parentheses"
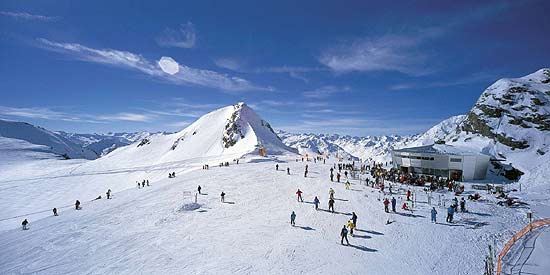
top-left (0, 0), bottom-right (549, 136)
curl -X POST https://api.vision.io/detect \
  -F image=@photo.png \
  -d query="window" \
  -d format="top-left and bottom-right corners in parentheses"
top-left (450, 158), bottom-right (462, 162)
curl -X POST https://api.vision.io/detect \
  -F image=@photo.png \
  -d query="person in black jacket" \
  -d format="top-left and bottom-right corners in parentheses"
top-left (22, 219), bottom-right (29, 230)
top-left (341, 225), bottom-right (350, 245)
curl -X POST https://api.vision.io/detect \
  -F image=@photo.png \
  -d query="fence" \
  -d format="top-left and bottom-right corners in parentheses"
top-left (496, 218), bottom-right (550, 275)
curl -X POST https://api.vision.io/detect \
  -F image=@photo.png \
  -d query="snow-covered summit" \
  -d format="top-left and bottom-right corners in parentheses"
top-left (96, 103), bottom-right (296, 167)
top-left (0, 119), bottom-right (97, 160)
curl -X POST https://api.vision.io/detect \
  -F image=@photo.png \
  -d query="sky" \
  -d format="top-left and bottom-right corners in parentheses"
top-left (0, 0), bottom-right (549, 136)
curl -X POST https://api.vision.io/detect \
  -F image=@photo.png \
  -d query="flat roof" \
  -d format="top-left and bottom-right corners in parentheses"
top-left (393, 144), bottom-right (488, 157)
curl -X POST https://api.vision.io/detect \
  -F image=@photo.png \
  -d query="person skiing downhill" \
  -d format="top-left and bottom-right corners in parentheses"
top-left (431, 207), bottom-right (438, 223)
top-left (53, 208), bottom-right (58, 216)
top-left (313, 196), bottom-right (320, 210)
top-left (340, 225), bottom-right (350, 245)
top-left (296, 189), bottom-right (304, 202)
top-left (383, 198), bottom-right (390, 213)
top-left (198, 185), bottom-right (202, 194)
top-left (352, 212), bottom-right (358, 227)
top-left (407, 190), bottom-right (411, 201)
top-left (337, 173), bottom-right (341, 182)
top-left (290, 211), bottom-right (296, 226)
top-left (75, 200), bottom-right (81, 210)
top-left (276, 164), bottom-right (279, 171)
top-left (106, 189), bottom-right (112, 199)
top-left (345, 181), bottom-right (351, 190)
top-left (220, 192), bottom-right (226, 203)
top-left (329, 188), bottom-right (335, 200)
top-left (328, 198), bottom-right (335, 212)
top-left (287, 167), bottom-right (290, 175)
top-left (330, 173), bottom-right (334, 182)
top-left (391, 197), bottom-right (397, 212)
top-left (22, 219), bottom-right (29, 230)
top-left (347, 220), bottom-right (355, 236)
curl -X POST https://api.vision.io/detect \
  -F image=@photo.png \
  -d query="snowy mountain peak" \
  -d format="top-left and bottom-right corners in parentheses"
top-left (459, 68), bottom-right (550, 150)
top-left (100, 103), bottom-right (296, 166)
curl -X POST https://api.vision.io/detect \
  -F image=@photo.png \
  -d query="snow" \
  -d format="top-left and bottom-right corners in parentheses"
top-left (1, 71), bottom-right (550, 275)
top-left (0, 155), bottom-right (529, 274)
top-left (0, 119), bottom-right (97, 159)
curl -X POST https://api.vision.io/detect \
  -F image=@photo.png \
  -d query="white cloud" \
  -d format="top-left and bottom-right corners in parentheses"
top-left (214, 58), bottom-right (244, 71)
top-left (156, 22), bottom-right (196, 49)
top-left (96, 113), bottom-right (153, 122)
top-left (36, 38), bottom-right (268, 92)
top-left (319, 33), bottom-right (435, 76)
top-left (303, 86), bottom-right (351, 98)
top-left (389, 71), bottom-right (497, 91)
top-left (158, 56), bottom-right (180, 75)
top-left (0, 106), bottom-right (99, 123)
top-left (0, 11), bottom-right (58, 21)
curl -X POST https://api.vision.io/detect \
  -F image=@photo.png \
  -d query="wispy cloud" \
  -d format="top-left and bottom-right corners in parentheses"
top-left (96, 113), bottom-right (152, 122)
top-left (0, 106), bottom-right (101, 123)
top-left (303, 86), bottom-right (351, 98)
top-left (36, 38), bottom-right (269, 92)
top-left (0, 11), bottom-right (58, 21)
top-left (319, 32), bottom-right (436, 76)
top-left (389, 71), bottom-right (498, 90)
top-left (156, 22), bottom-right (196, 48)
top-left (213, 57), bottom-right (322, 83)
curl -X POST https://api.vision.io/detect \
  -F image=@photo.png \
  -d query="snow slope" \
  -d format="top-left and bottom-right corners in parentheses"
top-left (0, 155), bottom-right (527, 275)
top-left (0, 119), bottom-right (97, 159)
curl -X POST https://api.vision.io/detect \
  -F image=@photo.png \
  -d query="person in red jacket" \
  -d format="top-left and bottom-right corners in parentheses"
top-left (383, 198), bottom-right (390, 213)
top-left (296, 189), bottom-right (304, 202)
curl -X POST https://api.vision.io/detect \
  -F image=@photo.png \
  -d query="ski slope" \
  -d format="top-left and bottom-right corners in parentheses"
top-left (0, 156), bottom-right (528, 275)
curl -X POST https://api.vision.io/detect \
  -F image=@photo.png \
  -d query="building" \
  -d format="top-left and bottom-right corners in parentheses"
top-left (391, 144), bottom-right (490, 181)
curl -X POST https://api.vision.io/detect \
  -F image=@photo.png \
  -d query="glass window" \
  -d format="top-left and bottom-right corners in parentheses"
top-left (450, 158), bottom-right (462, 162)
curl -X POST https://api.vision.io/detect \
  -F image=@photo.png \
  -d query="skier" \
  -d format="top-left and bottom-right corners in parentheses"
top-left (287, 167), bottom-right (290, 175)
top-left (402, 202), bottom-right (409, 211)
top-left (75, 200), bottom-right (81, 210)
top-left (340, 225), bottom-right (350, 245)
top-left (328, 198), bottom-right (335, 212)
top-left (383, 198), bottom-right (390, 213)
top-left (313, 196), bottom-right (320, 210)
top-left (304, 169), bottom-right (308, 177)
top-left (22, 219), bottom-right (29, 230)
top-left (352, 212), bottom-right (358, 227)
top-left (296, 189), bottom-right (304, 202)
top-left (344, 171), bottom-right (348, 178)
top-left (345, 181), bottom-right (351, 190)
top-left (446, 205), bottom-right (455, 223)
top-left (106, 189), bottom-right (112, 199)
top-left (142, 181), bottom-right (145, 188)
top-left (329, 188), bottom-right (335, 200)
top-left (407, 189), bottom-right (411, 201)
top-left (290, 211), bottom-right (296, 226)
top-left (276, 164), bottom-right (279, 171)
top-left (221, 192), bottom-right (226, 203)
top-left (137, 181), bottom-right (141, 189)
top-left (146, 180), bottom-right (149, 186)
top-left (431, 207), bottom-right (437, 223)
top-left (198, 185), bottom-right (202, 194)
top-left (391, 197), bottom-right (397, 212)
top-left (53, 207), bottom-right (58, 216)
top-left (330, 173), bottom-right (334, 182)
top-left (460, 198), bottom-right (466, 212)
top-left (347, 219), bottom-right (355, 236)
top-left (337, 173), bottom-right (341, 182)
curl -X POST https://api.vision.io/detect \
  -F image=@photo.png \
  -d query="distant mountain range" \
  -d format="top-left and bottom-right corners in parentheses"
top-left (1, 68), bottom-right (548, 185)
